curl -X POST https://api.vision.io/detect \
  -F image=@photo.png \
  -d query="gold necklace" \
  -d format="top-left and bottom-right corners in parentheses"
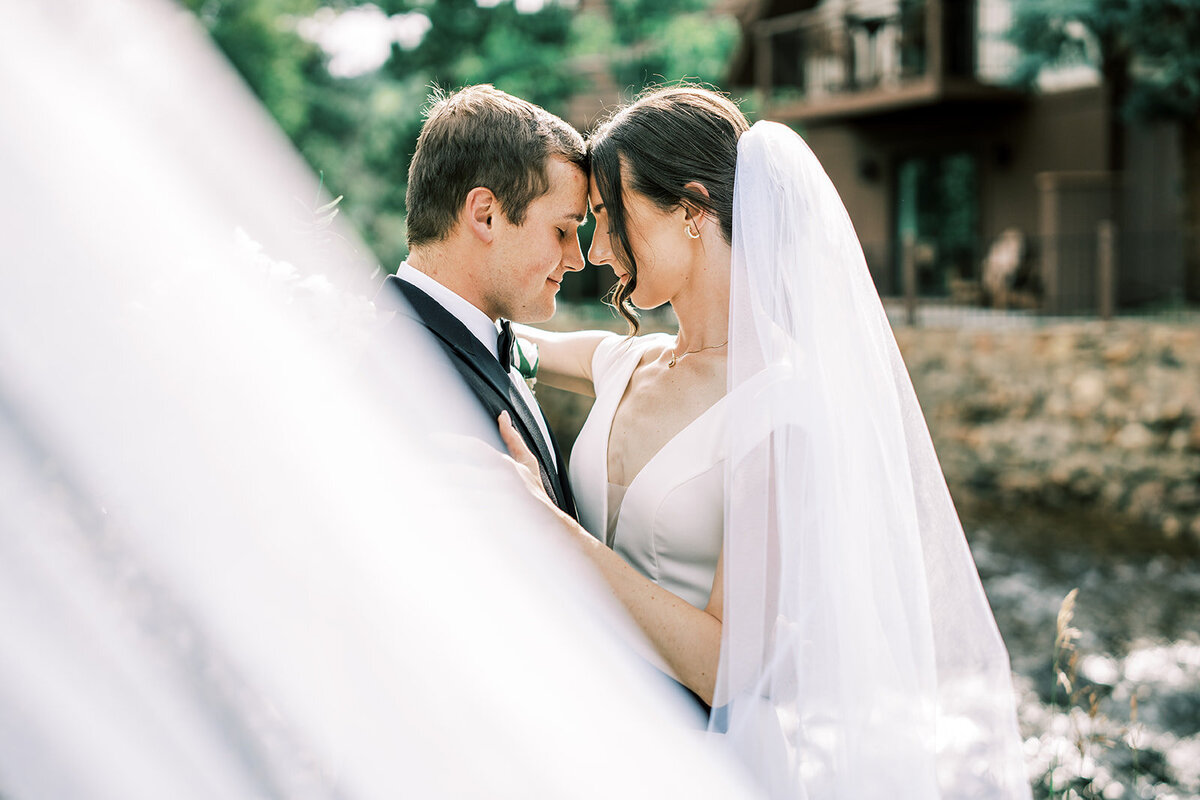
top-left (668, 339), bottom-right (728, 368)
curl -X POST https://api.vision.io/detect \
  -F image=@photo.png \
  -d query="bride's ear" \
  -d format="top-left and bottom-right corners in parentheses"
top-left (681, 181), bottom-right (711, 235)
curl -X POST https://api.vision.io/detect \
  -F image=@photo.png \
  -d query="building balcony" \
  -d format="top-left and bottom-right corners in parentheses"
top-left (751, 0), bottom-right (1024, 124)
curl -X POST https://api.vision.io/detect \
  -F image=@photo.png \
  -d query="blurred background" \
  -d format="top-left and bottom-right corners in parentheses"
top-left (187, 1), bottom-right (1199, 797)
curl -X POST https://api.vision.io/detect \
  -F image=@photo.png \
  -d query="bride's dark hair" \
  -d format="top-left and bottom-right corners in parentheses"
top-left (587, 85), bottom-right (750, 332)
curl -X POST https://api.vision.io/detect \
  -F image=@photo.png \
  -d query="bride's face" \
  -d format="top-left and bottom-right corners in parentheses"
top-left (587, 174), bottom-right (690, 310)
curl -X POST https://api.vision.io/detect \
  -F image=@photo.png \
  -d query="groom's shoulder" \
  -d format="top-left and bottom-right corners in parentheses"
top-left (374, 273), bottom-right (432, 333)
top-left (376, 273), bottom-right (423, 314)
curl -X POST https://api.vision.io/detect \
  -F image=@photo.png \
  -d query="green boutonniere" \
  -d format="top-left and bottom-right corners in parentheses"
top-left (511, 336), bottom-right (539, 388)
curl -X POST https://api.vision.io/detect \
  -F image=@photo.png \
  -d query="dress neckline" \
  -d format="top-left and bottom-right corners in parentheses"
top-left (600, 338), bottom-right (728, 533)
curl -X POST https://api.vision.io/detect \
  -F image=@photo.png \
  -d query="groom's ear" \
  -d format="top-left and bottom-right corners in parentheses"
top-left (463, 186), bottom-right (498, 243)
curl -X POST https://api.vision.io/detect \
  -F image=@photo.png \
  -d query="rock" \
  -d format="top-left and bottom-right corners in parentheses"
top-left (1103, 340), bottom-right (1137, 364)
top-left (1070, 372), bottom-right (1106, 416)
top-left (1168, 483), bottom-right (1200, 511)
top-left (1101, 399), bottom-right (1128, 423)
top-left (1127, 481), bottom-right (1166, 518)
top-left (1162, 399), bottom-right (1187, 423)
top-left (1048, 461), bottom-right (1073, 486)
top-left (1069, 473), bottom-right (1103, 500)
top-left (997, 471), bottom-right (1042, 495)
top-left (884, 320), bottom-right (1199, 530)
top-left (1044, 390), bottom-right (1070, 417)
top-left (1115, 423), bottom-right (1156, 451)
top-left (1044, 334), bottom-right (1075, 362)
top-left (1163, 516), bottom-right (1182, 539)
top-left (1102, 480), bottom-right (1126, 506)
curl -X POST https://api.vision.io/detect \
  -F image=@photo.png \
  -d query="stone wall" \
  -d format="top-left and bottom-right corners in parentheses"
top-left (894, 321), bottom-right (1200, 542)
top-left (537, 310), bottom-right (1200, 543)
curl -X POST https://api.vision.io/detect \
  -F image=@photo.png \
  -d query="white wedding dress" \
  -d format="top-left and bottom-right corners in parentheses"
top-left (570, 333), bottom-right (725, 610)
top-left (566, 121), bottom-right (1030, 799)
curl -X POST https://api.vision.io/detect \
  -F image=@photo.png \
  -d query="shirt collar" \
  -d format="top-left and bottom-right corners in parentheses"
top-left (396, 261), bottom-right (503, 361)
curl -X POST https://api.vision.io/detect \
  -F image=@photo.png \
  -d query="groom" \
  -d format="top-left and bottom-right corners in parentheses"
top-left (381, 85), bottom-right (587, 519)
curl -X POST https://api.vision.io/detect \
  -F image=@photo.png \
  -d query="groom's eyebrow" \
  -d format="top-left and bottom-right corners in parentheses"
top-left (562, 210), bottom-right (587, 223)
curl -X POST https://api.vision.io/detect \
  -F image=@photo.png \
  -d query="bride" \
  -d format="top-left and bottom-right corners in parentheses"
top-left (501, 86), bottom-right (1031, 799)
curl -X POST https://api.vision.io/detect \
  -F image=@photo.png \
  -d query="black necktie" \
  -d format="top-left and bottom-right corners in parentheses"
top-left (497, 319), bottom-right (514, 373)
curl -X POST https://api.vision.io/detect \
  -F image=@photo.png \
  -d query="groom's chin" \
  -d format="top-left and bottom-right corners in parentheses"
top-left (525, 298), bottom-right (558, 324)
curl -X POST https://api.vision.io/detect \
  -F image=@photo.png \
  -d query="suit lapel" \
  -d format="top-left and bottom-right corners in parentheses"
top-left (384, 276), bottom-right (568, 505)
top-left (546, 425), bottom-right (577, 518)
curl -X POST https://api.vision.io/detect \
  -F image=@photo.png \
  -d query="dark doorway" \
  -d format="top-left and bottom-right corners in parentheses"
top-left (894, 151), bottom-right (980, 296)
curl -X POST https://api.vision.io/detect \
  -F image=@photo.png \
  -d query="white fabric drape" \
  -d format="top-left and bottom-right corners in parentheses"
top-left (713, 121), bottom-right (1030, 799)
top-left (0, 2), bottom-right (758, 797)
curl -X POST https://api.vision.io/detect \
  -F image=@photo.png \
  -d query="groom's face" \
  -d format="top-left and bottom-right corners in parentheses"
top-left (484, 156), bottom-right (588, 323)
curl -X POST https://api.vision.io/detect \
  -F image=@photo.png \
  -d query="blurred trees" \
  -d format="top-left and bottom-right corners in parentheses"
top-left (1009, 0), bottom-right (1200, 300)
top-left (184, 0), bottom-right (739, 276)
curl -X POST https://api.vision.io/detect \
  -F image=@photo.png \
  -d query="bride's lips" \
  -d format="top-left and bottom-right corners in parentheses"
top-left (615, 272), bottom-right (630, 286)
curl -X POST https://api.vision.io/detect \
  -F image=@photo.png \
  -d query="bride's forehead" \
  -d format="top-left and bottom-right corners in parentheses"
top-left (587, 181), bottom-right (605, 211)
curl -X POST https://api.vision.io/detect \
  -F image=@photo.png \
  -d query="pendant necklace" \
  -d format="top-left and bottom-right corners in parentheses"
top-left (668, 339), bottom-right (728, 368)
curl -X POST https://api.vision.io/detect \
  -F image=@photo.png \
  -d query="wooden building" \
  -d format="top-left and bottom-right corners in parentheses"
top-left (726, 0), bottom-right (1187, 313)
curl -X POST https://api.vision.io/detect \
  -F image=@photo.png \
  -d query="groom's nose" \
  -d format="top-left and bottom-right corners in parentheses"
top-left (563, 235), bottom-right (585, 272)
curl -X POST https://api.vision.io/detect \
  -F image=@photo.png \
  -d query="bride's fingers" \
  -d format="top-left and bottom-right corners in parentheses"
top-left (497, 411), bottom-right (540, 476)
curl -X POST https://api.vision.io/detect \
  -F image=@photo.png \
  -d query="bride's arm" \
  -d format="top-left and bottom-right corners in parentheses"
top-left (510, 324), bottom-right (610, 397)
top-left (498, 414), bottom-right (723, 705)
top-left (575, 532), bottom-right (724, 706)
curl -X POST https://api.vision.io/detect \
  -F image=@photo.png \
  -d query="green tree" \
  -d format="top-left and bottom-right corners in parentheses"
top-left (182, 0), bottom-right (326, 139)
top-left (571, 0), bottom-right (738, 94)
top-left (186, 0), bottom-right (741, 281)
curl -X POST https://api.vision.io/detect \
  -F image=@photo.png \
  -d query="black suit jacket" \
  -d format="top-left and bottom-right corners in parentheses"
top-left (380, 275), bottom-right (578, 520)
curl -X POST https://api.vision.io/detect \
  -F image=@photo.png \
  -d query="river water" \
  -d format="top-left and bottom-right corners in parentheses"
top-left (965, 500), bottom-right (1200, 799)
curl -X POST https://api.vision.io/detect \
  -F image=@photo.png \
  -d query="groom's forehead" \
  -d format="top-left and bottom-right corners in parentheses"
top-left (544, 161), bottom-right (587, 218)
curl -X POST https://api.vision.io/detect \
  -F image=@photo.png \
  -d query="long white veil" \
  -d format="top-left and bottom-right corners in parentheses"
top-left (0, 2), bottom-right (757, 797)
top-left (713, 121), bottom-right (1030, 799)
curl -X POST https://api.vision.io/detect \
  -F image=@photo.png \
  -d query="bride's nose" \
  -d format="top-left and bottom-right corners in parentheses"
top-left (588, 227), bottom-right (612, 266)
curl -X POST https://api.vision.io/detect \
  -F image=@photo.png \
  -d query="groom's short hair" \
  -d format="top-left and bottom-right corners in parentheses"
top-left (405, 85), bottom-right (586, 248)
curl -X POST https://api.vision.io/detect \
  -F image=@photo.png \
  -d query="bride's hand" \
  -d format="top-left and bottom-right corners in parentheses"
top-left (497, 412), bottom-right (589, 540)
top-left (496, 411), bottom-right (552, 504)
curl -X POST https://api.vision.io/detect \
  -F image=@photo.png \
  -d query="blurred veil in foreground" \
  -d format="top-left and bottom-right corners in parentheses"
top-left (0, 2), bottom-right (755, 797)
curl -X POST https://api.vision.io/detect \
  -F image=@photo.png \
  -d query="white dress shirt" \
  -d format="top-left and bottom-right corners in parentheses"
top-left (395, 262), bottom-right (557, 466)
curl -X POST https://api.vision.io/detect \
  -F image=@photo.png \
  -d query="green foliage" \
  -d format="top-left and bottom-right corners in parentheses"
top-left (182, 0), bottom-right (326, 138)
top-left (187, 0), bottom-right (740, 274)
top-left (382, 0), bottom-right (582, 111)
top-left (1010, 0), bottom-right (1200, 121)
top-left (575, 0), bottom-right (738, 92)
top-left (1121, 2), bottom-right (1200, 119)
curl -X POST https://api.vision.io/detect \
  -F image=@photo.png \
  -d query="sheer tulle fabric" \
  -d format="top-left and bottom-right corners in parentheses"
top-left (712, 122), bottom-right (1030, 799)
top-left (0, 3), bottom-right (757, 797)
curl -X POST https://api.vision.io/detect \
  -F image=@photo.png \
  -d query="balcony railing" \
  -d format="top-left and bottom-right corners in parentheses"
top-left (753, 0), bottom-right (1019, 119)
